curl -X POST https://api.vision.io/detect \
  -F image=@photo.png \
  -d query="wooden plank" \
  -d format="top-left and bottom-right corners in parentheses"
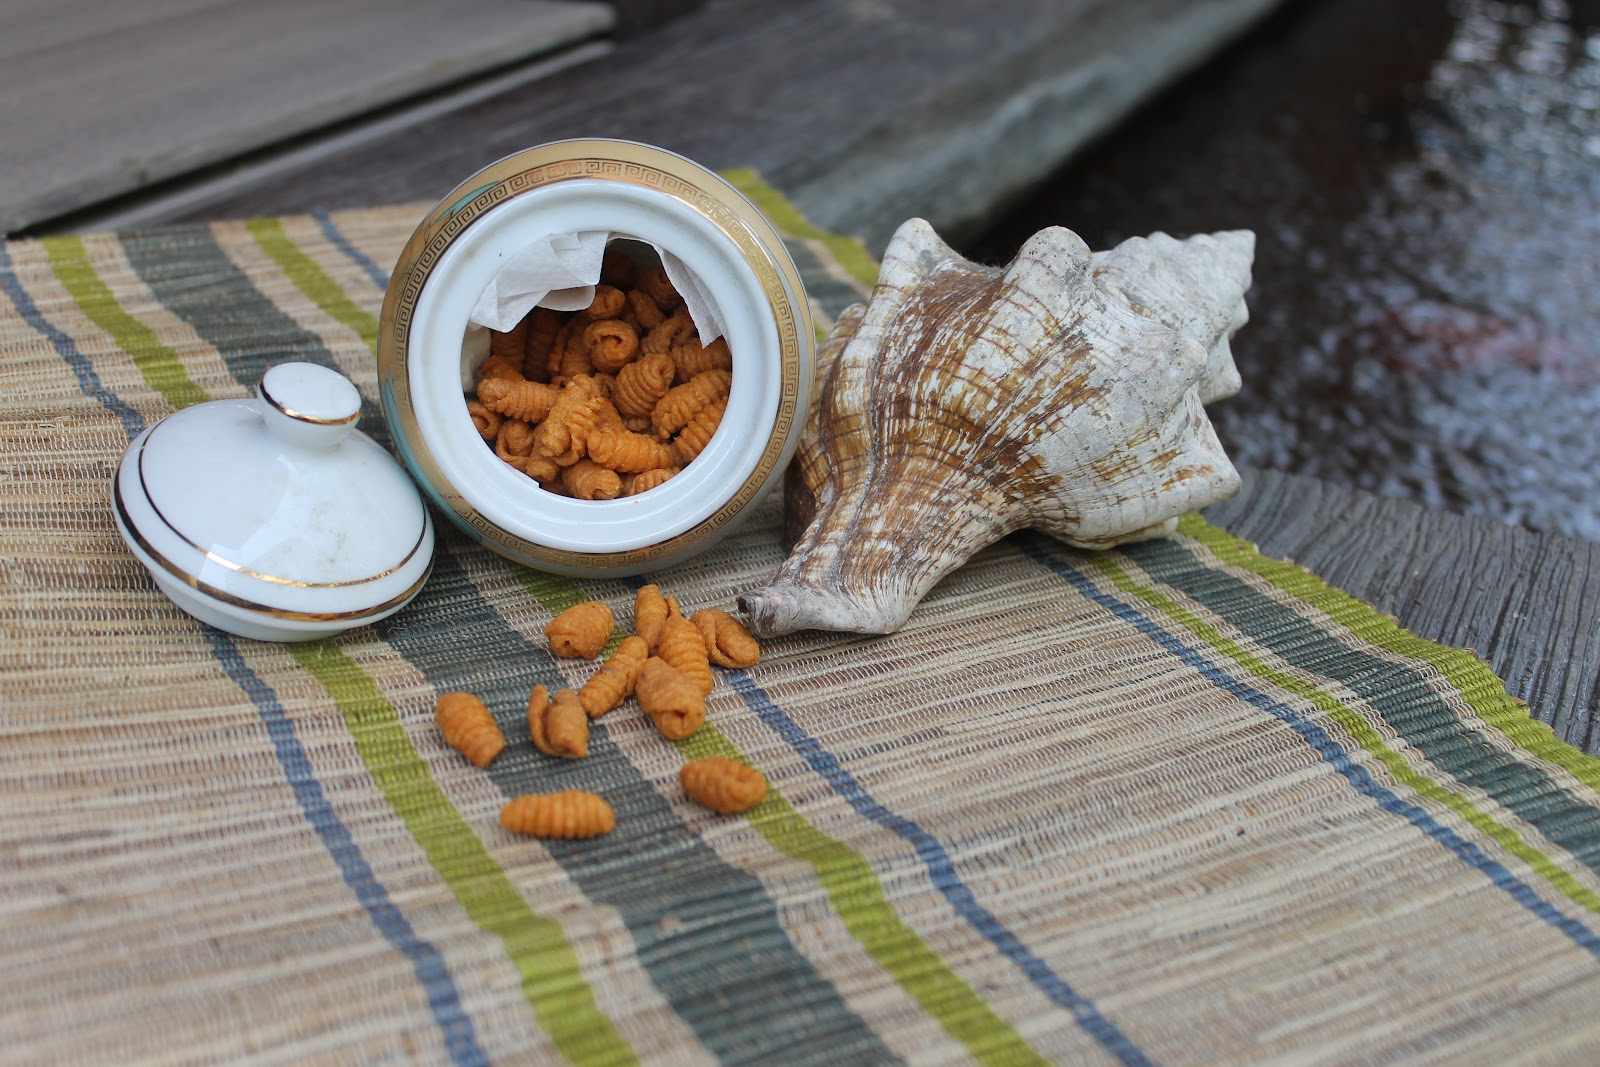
top-left (115, 0), bottom-right (1284, 251)
top-left (0, 0), bottom-right (613, 234)
top-left (1206, 466), bottom-right (1600, 753)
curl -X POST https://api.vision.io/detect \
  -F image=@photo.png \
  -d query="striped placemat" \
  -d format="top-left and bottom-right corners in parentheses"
top-left (4, 177), bottom-right (1600, 1065)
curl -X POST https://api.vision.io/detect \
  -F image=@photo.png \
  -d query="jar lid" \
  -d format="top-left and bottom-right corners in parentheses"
top-left (113, 363), bottom-right (435, 641)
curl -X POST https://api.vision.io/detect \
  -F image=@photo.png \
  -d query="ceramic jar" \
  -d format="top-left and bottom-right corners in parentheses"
top-left (378, 139), bottom-right (815, 576)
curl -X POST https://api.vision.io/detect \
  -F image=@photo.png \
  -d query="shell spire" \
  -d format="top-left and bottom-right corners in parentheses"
top-left (1092, 229), bottom-right (1254, 405)
top-left (740, 217), bottom-right (1250, 637)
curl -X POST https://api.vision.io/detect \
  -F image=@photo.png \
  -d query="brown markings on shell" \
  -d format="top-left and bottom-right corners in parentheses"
top-left (744, 217), bottom-right (1249, 636)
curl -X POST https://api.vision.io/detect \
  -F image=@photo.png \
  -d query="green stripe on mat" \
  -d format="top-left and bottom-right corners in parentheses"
top-left (721, 169), bottom-right (882, 289)
top-left (510, 567), bottom-right (1047, 1067)
top-left (672, 729), bottom-right (1048, 1067)
top-left (290, 641), bottom-right (638, 1067)
top-left (1074, 547), bottom-right (1600, 916)
top-left (63, 238), bottom-right (632, 1062)
top-left (41, 236), bottom-right (208, 410)
top-left (246, 217), bottom-right (381, 353)
top-left (1178, 515), bottom-right (1600, 793)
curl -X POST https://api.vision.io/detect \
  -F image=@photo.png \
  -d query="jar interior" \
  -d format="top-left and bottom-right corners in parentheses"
top-left (461, 236), bottom-right (734, 503)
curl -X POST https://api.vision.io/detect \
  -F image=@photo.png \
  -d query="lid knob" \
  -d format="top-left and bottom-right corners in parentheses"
top-left (258, 362), bottom-right (362, 450)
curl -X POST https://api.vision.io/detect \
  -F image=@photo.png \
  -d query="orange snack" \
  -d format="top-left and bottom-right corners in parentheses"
top-left (555, 328), bottom-right (595, 380)
top-left (587, 427), bottom-right (679, 473)
top-left (613, 353), bottom-right (676, 418)
top-left (478, 377), bottom-right (559, 423)
top-left (527, 684), bottom-right (589, 759)
top-left (626, 288), bottom-right (665, 330)
top-left (489, 319), bottom-right (529, 363)
top-left (583, 319), bottom-right (639, 374)
top-left (680, 757), bottom-right (768, 815)
top-left (641, 310), bottom-right (695, 356)
top-left (476, 353), bottom-right (526, 384)
top-left (533, 381), bottom-right (607, 463)
top-left (652, 369), bottom-right (732, 438)
top-left (578, 635), bottom-right (649, 718)
top-left (692, 609), bottom-right (761, 668)
top-left (434, 691), bottom-right (505, 768)
top-left (657, 615), bottom-right (714, 696)
top-left (560, 458), bottom-right (622, 500)
top-left (545, 319), bottom-right (582, 379)
top-left (622, 467), bottom-right (678, 496)
top-left (494, 418), bottom-right (536, 465)
top-left (583, 284), bottom-right (627, 321)
top-left (521, 453), bottom-right (560, 485)
top-left (545, 601), bottom-right (615, 659)
top-left (634, 584), bottom-right (669, 652)
top-left (636, 657), bottom-right (706, 741)
top-left (640, 266), bottom-right (681, 311)
top-left (467, 401), bottom-right (502, 442)
top-left (670, 336), bottom-right (732, 382)
top-left (672, 397), bottom-right (727, 464)
top-left (522, 307), bottom-right (563, 378)
top-left (501, 791), bottom-right (615, 838)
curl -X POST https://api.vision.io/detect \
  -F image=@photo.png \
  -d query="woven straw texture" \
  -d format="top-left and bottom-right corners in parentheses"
top-left (5, 176), bottom-right (1600, 1066)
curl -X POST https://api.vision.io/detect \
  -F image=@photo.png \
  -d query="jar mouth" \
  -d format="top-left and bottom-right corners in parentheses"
top-left (458, 233), bottom-right (735, 507)
top-left (379, 141), bottom-right (813, 575)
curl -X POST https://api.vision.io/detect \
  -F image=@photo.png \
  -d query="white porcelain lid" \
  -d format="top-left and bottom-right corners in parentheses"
top-left (114, 363), bottom-right (434, 637)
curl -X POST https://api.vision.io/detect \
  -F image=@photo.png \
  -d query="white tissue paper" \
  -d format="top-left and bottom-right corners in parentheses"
top-left (468, 232), bottom-right (728, 346)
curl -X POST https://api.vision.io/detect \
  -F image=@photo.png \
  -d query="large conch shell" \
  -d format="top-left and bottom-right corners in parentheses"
top-left (737, 218), bottom-right (1254, 637)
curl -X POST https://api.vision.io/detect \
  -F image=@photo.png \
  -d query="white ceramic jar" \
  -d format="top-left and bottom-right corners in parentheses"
top-left (378, 140), bottom-right (815, 576)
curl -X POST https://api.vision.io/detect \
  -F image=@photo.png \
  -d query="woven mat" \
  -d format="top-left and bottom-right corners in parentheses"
top-left (5, 177), bottom-right (1600, 1067)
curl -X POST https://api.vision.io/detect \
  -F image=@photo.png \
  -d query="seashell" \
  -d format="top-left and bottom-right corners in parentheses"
top-left (1091, 229), bottom-right (1254, 405)
top-left (738, 218), bottom-right (1249, 637)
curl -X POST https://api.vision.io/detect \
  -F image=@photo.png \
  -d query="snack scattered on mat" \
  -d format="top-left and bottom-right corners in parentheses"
top-left (656, 615), bottom-right (714, 696)
top-left (432, 586), bottom-right (766, 838)
top-left (500, 791), bottom-right (616, 839)
top-left (680, 757), bottom-right (768, 815)
top-left (545, 601), bottom-right (614, 659)
top-left (579, 635), bottom-right (649, 718)
top-left (527, 685), bottom-right (589, 759)
top-left (692, 608), bottom-right (761, 668)
top-left (636, 656), bottom-right (708, 741)
top-left (434, 691), bottom-right (506, 768)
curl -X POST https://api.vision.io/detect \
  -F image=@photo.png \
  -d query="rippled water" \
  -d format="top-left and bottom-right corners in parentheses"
top-left (971, 0), bottom-right (1600, 539)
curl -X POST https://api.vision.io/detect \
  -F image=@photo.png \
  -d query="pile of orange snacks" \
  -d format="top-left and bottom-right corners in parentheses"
top-left (468, 248), bottom-right (734, 500)
top-left (434, 584), bottom-right (767, 838)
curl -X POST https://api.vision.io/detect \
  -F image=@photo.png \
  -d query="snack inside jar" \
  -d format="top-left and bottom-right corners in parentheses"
top-left (464, 239), bottom-right (734, 502)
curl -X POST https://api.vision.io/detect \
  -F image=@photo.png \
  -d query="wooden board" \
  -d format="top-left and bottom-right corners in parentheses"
top-left (79, 0), bottom-right (1285, 252)
top-left (0, 0), bottom-right (612, 234)
top-left (1207, 466), bottom-right (1600, 752)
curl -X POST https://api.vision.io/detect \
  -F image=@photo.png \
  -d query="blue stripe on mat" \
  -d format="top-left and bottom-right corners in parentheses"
top-left (725, 670), bottom-right (1155, 1067)
top-left (1129, 537), bottom-right (1600, 876)
top-left (0, 242), bottom-right (145, 440)
top-left (27, 231), bottom-right (491, 1066)
top-left (379, 545), bottom-right (900, 1067)
top-left (205, 631), bottom-right (491, 1067)
top-left (314, 211), bottom-right (391, 291)
top-left (1021, 538), bottom-right (1600, 963)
